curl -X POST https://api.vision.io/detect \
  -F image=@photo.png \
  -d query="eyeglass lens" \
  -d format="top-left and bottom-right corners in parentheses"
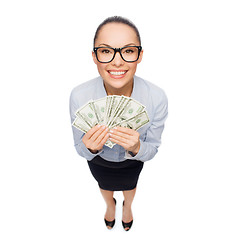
top-left (96, 46), bottom-right (139, 63)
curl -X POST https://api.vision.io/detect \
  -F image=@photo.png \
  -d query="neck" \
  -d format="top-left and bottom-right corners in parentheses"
top-left (104, 79), bottom-right (134, 97)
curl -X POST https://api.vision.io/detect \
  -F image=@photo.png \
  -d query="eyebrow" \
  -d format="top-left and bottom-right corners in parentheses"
top-left (98, 43), bottom-right (138, 48)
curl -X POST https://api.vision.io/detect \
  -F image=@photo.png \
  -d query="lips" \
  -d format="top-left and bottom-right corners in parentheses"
top-left (107, 70), bottom-right (128, 79)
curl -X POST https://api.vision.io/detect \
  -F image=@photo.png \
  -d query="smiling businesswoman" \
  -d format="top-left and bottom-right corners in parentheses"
top-left (69, 16), bottom-right (168, 231)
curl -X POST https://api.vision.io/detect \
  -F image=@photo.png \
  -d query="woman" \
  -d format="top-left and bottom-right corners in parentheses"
top-left (69, 16), bottom-right (168, 231)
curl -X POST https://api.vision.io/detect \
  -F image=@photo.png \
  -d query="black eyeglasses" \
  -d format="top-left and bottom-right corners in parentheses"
top-left (93, 46), bottom-right (142, 63)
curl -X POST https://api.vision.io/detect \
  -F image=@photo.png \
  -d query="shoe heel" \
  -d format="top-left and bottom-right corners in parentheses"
top-left (122, 201), bottom-right (133, 231)
top-left (104, 198), bottom-right (117, 230)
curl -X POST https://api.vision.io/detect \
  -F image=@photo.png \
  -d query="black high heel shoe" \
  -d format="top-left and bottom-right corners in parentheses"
top-left (104, 198), bottom-right (116, 229)
top-left (122, 201), bottom-right (133, 231)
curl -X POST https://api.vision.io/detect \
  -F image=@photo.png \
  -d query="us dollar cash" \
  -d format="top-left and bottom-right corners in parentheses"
top-left (111, 110), bottom-right (150, 130)
top-left (91, 97), bottom-right (107, 124)
top-left (75, 101), bottom-right (99, 128)
top-left (109, 98), bottom-right (145, 128)
top-left (107, 96), bottom-right (131, 127)
top-left (72, 95), bottom-right (150, 148)
top-left (72, 116), bottom-right (91, 133)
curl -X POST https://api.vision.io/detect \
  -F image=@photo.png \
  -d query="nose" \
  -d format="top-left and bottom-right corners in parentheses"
top-left (111, 51), bottom-right (124, 67)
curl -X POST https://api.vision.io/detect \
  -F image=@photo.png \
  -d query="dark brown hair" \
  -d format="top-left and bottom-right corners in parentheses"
top-left (93, 16), bottom-right (141, 47)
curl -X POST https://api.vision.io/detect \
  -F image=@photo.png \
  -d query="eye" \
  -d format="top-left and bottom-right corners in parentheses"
top-left (102, 49), bottom-right (110, 54)
top-left (100, 48), bottom-right (113, 54)
top-left (126, 49), bottom-right (134, 53)
top-left (123, 47), bottom-right (136, 54)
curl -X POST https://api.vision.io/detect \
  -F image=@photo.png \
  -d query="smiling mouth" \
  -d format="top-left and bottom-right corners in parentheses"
top-left (107, 70), bottom-right (128, 79)
top-left (108, 70), bottom-right (128, 76)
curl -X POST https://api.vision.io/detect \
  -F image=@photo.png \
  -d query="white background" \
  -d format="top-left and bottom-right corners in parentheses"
top-left (0, 0), bottom-right (240, 239)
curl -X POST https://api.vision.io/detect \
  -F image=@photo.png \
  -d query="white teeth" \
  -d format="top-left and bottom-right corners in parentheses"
top-left (109, 71), bottom-right (126, 75)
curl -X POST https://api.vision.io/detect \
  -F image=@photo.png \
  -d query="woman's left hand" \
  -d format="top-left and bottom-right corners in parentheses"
top-left (109, 126), bottom-right (140, 155)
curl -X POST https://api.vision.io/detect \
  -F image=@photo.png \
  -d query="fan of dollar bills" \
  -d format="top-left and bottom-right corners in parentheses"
top-left (72, 95), bottom-right (149, 148)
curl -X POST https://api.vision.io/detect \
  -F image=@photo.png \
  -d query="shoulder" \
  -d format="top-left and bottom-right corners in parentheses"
top-left (70, 77), bottom-right (100, 98)
top-left (70, 76), bottom-right (100, 105)
top-left (135, 76), bottom-right (168, 104)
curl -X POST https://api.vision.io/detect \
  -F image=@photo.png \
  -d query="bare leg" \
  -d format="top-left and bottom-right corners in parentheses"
top-left (100, 188), bottom-right (115, 229)
top-left (122, 188), bottom-right (137, 230)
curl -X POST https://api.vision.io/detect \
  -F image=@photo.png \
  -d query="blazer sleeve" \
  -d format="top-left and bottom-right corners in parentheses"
top-left (125, 91), bottom-right (168, 162)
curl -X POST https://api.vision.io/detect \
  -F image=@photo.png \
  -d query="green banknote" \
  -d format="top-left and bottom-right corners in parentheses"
top-left (72, 95), bottom-right (150, 148)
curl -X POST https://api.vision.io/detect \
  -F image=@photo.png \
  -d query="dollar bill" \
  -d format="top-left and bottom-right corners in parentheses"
top-left (112, 110), bottom-right (150, 130)
top-left (105, 139), bottom-right (116, 148)
top-left (107, 95), bottom-right (122, 125)
top-left (92, 97), bottom-right (107, 124)
top-left (72, 96), bottom-right (150, 148)
top-left (72, 116), bottom-right (91, 133)
top-left (107, 96), bottom-right (132, 127)
top-left (115, 98), bottom-right (145, 125)
top-left (102, 96), bottom-right (111, 125)
top-left (75, 101), bottom-right (99, 128)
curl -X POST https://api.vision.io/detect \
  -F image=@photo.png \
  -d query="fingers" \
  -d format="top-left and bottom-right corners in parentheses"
top-left (109, 134), bottom-right (128, 148)
top-left (83, 124), bottom-right (109, 152)
top-left (109, 130), bottom-right (128, 142)
top-left (98, 129), bottom-right (110, 148)
top-left (85, 124), bottom-right (102, 138)
top-left (91, 125), bottom-right (108, 142)
top-left (109, 127), bottom-right (140, 152)
top-left (112, 126), bottom-right (135, 136)
top-left (109, 127), bottom-right (138, 139)
top-left (83, 125), bottom-right (139, 153)
top-left (94, 126), bottom-right (109, 145)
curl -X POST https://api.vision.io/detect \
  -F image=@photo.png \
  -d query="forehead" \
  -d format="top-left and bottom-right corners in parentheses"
top-left (95, 23), bottom-right (139, 47)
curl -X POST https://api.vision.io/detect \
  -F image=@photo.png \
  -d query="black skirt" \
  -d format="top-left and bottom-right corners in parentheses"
top-left (87, 155), bottom-right (144, 191)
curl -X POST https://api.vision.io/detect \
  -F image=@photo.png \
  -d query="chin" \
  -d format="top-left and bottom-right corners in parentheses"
top-left (101, 71), bottom-right (134, 88)
top-left (107, 81), bottom-right (126, 90)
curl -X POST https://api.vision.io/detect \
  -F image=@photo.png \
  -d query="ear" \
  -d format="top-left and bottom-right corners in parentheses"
top-left (92, 51), bottom-right (98, 64)
top-left (137, 49), bottom-right (143, 64)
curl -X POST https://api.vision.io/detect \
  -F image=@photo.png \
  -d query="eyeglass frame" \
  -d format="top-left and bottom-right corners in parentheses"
top-left (93, 45), bottom-right (142, 63)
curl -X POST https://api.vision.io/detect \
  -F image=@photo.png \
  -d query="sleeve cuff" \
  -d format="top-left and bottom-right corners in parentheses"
top-left (78, 141), bottom-right (103, 160)
top-left (124, 139), bottom-right (146, 161)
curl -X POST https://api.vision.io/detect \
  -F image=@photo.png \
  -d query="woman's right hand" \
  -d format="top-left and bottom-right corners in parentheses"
top-left (82, 124), bottom-right (109, 154)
